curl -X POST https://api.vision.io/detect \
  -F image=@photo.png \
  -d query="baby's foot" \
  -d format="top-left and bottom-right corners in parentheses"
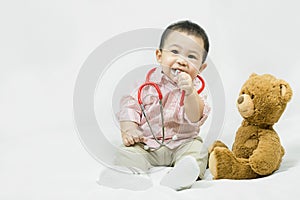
top-left (97, 167), bottom-right (153, 191)
top-left (160, 156), bottom-right (200, 190)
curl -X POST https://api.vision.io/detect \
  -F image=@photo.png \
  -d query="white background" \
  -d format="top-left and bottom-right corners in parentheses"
top-left (1, 0), bottom-right (300, 199)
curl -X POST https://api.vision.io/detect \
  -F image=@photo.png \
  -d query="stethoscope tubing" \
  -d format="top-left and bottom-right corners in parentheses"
top-left (137, 67), bottom-right (205, 151)
top-left (138, 82), bottom-right (165, 146)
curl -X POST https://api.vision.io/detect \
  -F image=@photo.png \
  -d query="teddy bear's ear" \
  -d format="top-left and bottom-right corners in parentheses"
top-left (249, 73), bottom-right (258, 78)
top-left (278, 80), bottom-right (293, 103)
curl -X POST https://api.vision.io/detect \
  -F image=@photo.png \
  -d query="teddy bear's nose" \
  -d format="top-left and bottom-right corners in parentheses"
top-left (237, 96), bottom-right (244, 104)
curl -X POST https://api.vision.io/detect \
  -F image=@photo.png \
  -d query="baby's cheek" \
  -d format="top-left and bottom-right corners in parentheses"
top-left (190, 70), bottom-right (198, 80)
top-left (165, 56), bottom-right (176, 65)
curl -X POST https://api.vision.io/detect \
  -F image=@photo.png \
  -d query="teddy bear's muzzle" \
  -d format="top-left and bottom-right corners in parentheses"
top-left (237, 94), bottom-right (254, 118)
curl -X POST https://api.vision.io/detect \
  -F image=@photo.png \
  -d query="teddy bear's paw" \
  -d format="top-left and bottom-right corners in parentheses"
top-left (208, 140), bottom-right (228, 154)
top-left (209, 147), bottom-right (235, 179)
top-left (208, 147), bottom-right (232, 178)
top-left (208, 150), bottom-right (218, 178)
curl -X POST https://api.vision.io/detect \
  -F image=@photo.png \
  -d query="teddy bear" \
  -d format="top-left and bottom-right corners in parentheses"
top-left (208, 73), bottom-right (292, 179)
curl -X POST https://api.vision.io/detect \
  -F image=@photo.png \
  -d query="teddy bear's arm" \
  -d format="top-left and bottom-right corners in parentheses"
top-left (249, 129), bottom-right (284, 176)
top-left (232, 124), bottom-right (259, 159)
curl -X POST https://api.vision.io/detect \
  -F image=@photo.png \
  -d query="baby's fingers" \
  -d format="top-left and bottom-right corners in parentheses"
top-left (122, 134), bottom-right (134, 146)
top-left (139, 136), bottom-right (147, 143)
top-left (122, 130), bottom-right (145, 146)
top-left (133, 130), bottom-right (146, 143)
top-left (132, 134), bottom-right (141, 143)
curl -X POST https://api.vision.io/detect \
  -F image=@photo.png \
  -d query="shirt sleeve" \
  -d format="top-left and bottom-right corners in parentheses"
top-left (117, 82), bottom-right (161, 124)
top-left (117, 93), bottom-right (142, 124)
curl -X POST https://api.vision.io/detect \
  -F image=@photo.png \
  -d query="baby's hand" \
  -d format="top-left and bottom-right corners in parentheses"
top-left (121, 129), bottom-right (146, 147)
top-left (176, 72), bottom-right (194, 96)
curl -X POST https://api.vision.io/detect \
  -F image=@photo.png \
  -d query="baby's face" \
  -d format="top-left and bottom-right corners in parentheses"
top-left (156, 31), bottom-right (207, 81)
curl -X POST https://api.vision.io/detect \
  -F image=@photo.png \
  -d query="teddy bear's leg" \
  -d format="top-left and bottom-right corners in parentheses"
top-left (208, 140), bottom-right (229, 154)
top-left (209, 147), bottom-right (260, 179)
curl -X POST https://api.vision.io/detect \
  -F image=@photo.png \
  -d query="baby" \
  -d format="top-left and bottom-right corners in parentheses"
top-left (116, 20), bottom-right (210, 190)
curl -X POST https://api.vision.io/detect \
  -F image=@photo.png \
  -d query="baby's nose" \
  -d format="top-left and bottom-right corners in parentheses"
top-left (176, 57), bottom-right (187, 66)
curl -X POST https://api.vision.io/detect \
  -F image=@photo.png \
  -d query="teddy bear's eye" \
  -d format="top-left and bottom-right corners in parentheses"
top-left (251, 94), bottom-right (254, 99)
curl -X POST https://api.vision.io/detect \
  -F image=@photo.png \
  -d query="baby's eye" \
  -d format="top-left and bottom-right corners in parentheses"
top-left (188, 55), bottom-right (197, 59)
top-left (171, 49), bottom-right (179, 54)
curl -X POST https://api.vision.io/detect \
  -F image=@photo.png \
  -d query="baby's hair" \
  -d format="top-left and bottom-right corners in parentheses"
top-left (159, 20), bottom-right (209, 62)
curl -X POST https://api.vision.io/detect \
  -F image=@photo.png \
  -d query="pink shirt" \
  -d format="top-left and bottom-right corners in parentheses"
top-left (117, 68), bottom-right (210, 149)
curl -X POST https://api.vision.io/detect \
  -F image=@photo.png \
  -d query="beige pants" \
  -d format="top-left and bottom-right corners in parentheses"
top-left (114, 137), bottom-right (208, 179)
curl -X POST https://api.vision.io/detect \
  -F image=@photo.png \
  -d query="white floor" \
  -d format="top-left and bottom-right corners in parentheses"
top-left (1, 118), bottom-right (299, 200)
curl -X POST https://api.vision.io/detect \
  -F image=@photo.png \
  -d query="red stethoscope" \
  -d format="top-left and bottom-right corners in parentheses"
top-left (137, 67), bottom-right (205, 151)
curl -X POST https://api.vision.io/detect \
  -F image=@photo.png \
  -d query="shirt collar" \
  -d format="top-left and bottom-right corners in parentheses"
top-left (161, 72), bottom-right (179, 89)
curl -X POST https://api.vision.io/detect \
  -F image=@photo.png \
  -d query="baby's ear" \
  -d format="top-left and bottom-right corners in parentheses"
top-left (278, 80), bottom-right (293, 103)
top-left (199, 63), bottom-right (207, 73)
top-left (155, 49), bottom-right (162, 63)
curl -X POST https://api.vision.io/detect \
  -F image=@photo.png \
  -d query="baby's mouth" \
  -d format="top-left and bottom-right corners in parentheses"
top-left (171, 68), bottom-right (181, 76)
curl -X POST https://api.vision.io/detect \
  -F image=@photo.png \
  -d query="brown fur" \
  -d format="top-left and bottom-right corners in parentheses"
top-left (209, 74), bottom-right (292, 179)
